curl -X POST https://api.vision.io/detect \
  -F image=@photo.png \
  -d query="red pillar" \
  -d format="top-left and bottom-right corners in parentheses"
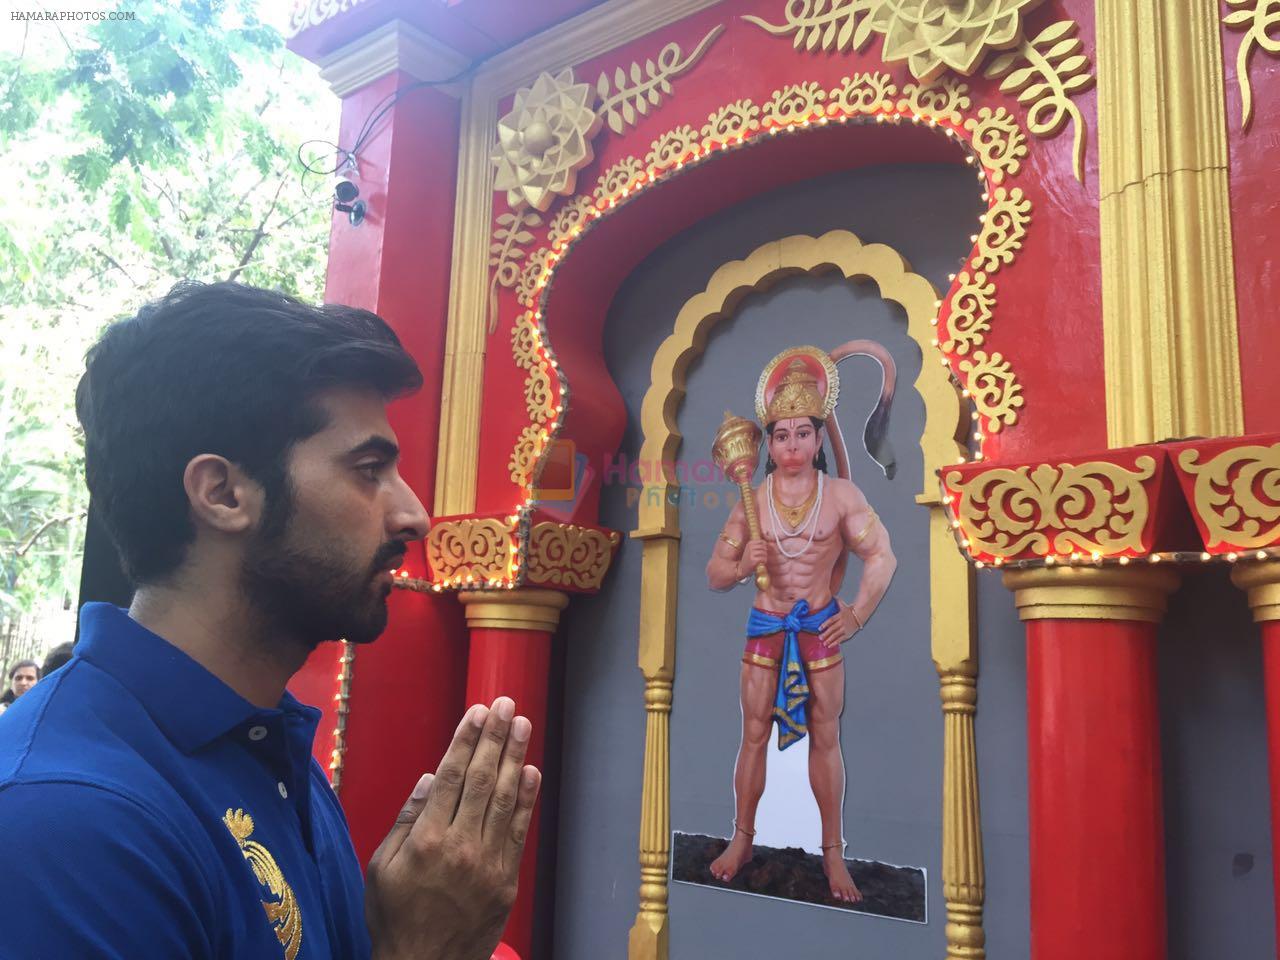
top-left (458, 588), bottom-right (568, 960)
top-left (1005, 566), bottom-right (1179, 960)
top-left (1232, 562), bottom-right (1280, 956)
top-left (302, 67), bottom-right (470, 863)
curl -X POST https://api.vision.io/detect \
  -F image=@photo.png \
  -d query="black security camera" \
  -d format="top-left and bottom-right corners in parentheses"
top-left (333, 178), bottom-right (365, 225)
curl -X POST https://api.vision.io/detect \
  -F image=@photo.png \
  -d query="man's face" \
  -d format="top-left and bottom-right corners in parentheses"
top-left (768, 417), bottom-right (821, 475)
top-left (240, 387), bottom-right (430, 648)
top-left (11, 667), bottom-right (37, 697)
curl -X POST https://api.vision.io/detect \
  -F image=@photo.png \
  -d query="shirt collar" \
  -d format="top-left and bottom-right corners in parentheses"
top-left (77, 603), bottom-right (313, 754)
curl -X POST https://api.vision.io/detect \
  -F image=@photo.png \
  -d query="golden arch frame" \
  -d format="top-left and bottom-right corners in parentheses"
top-left (627, 229), bottom-right (982, 960)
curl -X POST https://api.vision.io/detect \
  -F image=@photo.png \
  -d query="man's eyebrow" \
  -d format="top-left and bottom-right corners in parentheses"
top-left (345, 436), bottom-right (400, 461)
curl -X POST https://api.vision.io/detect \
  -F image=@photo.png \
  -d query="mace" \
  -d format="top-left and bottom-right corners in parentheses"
top-left (712, 411), bottom-right (770, 592)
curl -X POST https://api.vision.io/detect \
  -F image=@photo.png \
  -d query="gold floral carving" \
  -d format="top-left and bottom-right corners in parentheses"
top-left (984, 20), bottom-right (1095, 182)
top-left (516, 247), bottom-right (554, 308)
top-left (492, 69), bottom-right (603, 212)
top-left (644, 125), bottom-right (700, 173)
top-left (488, 210), bottom-right (543, 333)
top-left (959, 350), bottom-right (1023, 431)
top-left (898, 76), bottom-right (972, 124)
top-left (826, 71), bottom-right (898, 114)
top-left (1178, 444), bottom-right (1280, 549)
top-left (509, 426), bottom-right (544, 487)
top-left (1223, 0), bottom-right (1280, 130)
top-left (964, 106), bottom-right (1027, 183)
top-left (594, 26), bottom-right (725, 134)
top-left (700, 99), bottom-right (762, 146)
top-left (427, 518), bottom-right (514, 582)
top-left (944, 456), bottom-right (1156, 558)
top-left (868, 0), bottom-right (1042, 80)
top-left (526, 522), bottom-right (622, 590)
top-left (744, 0), bottom-right (1043, 80)
top-left (972, 186), bottom-right (1031, 273)
top-left (942, 270), bottom-right (995, 355)
top-left (762, 81), bottom-right (829, 126)
top-left (593, 156), bottom-right (646, 207)
top-left (547, 195), bottom-right (596, 248)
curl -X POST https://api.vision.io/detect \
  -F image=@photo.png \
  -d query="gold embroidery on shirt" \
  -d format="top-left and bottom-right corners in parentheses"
top-left (223, 808), bottom-right (303, 960)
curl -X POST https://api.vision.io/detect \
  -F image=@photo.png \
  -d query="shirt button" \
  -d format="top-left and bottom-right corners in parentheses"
top-left (277, 782), bottom-right (289, 799)
top-left (248, 726), bottom-right (268, 741)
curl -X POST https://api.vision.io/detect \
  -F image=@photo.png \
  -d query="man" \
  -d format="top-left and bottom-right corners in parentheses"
top-left (706, 352), bottom-right (897, 904)
top-left (0, 282), bottom-right (539, 959)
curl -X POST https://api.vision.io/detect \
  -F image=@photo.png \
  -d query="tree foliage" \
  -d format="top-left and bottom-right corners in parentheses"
top-left (0, 0), bottom-right (335, 617)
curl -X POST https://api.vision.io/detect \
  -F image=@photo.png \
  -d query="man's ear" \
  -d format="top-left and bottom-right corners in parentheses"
top-left (183, 455), bottom-right (264, 534)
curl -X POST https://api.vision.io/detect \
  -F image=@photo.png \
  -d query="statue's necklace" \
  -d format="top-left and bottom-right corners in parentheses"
top-left (772, 477), bottom-right (818, 530)
top-left (766, 472), bottom-right (825, 560)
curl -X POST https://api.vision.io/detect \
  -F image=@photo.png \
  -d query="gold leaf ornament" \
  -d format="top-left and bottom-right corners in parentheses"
top-left (509, 427), bottom-right (544, 487)
top-left (983, 19), bottom-right (1094, 182)
top-left (644, 125), bottom-right (700, 173)
top-left (741, 0), bottom-right (871, 54)
top-left (594, 26), bottom-right (726, 135)
top-left (516, 247), bottom-right (555, 307)
top-left (546, 195), bottom-right (596, 248)
top-left (1223, 0), bottom-right (1280, 130)
top-left (944, 456), bottom-right (1155, 558)
top-left (527, 522), bottom-right (621, 590)
top-left (593, 156), bottom-right (646, 207)
top-left (427, 518), bottom-right (514, 580)
top-left (487, 209), bottom-right (542, 333)
top-left (492, 69), bottom-right (603, 212)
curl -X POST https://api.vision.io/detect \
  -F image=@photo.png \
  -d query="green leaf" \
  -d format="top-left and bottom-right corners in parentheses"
top-left (109, 189), bottom-right (132, 233)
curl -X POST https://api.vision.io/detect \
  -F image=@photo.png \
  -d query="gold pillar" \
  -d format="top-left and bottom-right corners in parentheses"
top-left (1096, 0), bottom-right (1243, 447)
top-left (456, 587), bottom-right (569, 629)
top-left (628, 527), bottom-right (679, 960)
top-left (1231, 562), bottom-right (1280, 622)
top-left (1003, 564), bottom-right (1181, 621)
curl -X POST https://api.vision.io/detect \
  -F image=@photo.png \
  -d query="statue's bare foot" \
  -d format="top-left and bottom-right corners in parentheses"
top-left (710, 832), bottom-right (753, 883)
top-left (822, 847), bottom-right (863, 904)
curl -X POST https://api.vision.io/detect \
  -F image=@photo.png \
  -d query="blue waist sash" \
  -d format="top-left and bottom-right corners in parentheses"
top-left (745, 598), bottom-right (840, 750)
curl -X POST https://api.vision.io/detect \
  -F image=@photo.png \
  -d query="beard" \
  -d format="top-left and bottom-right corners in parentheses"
top-left (240, 484), bottom-right (405, 649)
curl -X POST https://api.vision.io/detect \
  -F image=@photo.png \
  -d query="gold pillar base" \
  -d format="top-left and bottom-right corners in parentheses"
top-left (1002, 566), bottom-right (1180, 622)
top-left (1231, 562), bottom-right (1280, 623)
top-left (457, 587), bottom-right (569, 630)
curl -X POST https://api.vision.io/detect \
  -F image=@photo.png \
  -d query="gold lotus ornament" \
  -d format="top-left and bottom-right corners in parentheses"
top-left (492, 69), bottom-right (604, 212)
top-left (868, 0), bottom-right (1043, 80)
top-left (712, 411), bottom-right (770, 591)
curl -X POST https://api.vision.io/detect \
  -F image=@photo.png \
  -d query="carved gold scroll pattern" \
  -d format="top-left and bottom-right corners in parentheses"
top-left (1222, 0), bottom-right (1280, 131)
top-left (526, 522), bottom-right (622, 590)
top-left (1178, 444), bottom-right (1280, 549)
top-left (944, 456), bottom-right (1157, 559)
top-left (427, 518), bottom-right (517, 584)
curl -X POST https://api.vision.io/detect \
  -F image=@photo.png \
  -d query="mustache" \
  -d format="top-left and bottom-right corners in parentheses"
top-left (371, 541), bottom-right (408, 574)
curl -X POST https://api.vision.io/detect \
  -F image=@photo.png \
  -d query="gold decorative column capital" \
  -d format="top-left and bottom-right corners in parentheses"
top-left (1231, 562), bottom-right (1280, 623)
top-left (1002, 566), bottom-right (1180, 622)
top-left (457, 587), bottom-right (569, 631)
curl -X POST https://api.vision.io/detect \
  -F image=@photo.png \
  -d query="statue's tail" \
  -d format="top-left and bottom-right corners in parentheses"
top-left (825, 339), bottom-right (897, 481)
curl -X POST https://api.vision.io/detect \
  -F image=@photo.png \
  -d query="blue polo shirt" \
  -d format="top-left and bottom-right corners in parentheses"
top-left (0, 603), bottom-right (371, 959)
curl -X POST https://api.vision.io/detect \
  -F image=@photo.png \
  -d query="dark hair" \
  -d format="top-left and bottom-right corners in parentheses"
top-left (7, 660), bottom-right (39, 682)
top-left (41, 642), bottom-right (75, 677)
top-left (765, 416), bottom-right (828, 474)
top-left (75, 282), bottom-right (423, 584)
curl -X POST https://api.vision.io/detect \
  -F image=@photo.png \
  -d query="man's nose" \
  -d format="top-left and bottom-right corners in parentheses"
top-left (390, 476), bottom-right (431, 541)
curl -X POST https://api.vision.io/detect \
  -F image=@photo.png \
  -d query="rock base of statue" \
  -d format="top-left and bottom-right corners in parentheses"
top-left (671, 831), bottom-right (926, 923)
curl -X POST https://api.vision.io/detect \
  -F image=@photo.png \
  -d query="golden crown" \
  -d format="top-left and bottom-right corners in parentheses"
top-left (755, 346), bottom-right (839, 424)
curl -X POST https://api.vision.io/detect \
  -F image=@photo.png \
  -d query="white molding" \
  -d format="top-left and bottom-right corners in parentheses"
top-left (317, 19), bottom-right (472, 99)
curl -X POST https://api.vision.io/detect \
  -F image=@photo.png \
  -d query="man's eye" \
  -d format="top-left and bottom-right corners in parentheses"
top-left (357, 462), bottom-right (384, 480)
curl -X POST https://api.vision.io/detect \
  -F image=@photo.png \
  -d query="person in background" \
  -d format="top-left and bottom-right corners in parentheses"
top-left (0, 660), bottom-right (40, 714)
top-left (40, 641), bottom-right (75, 679)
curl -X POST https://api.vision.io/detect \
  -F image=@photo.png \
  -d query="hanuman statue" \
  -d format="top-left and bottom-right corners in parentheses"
top-left (707, 343), bottom-right (898, 904)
